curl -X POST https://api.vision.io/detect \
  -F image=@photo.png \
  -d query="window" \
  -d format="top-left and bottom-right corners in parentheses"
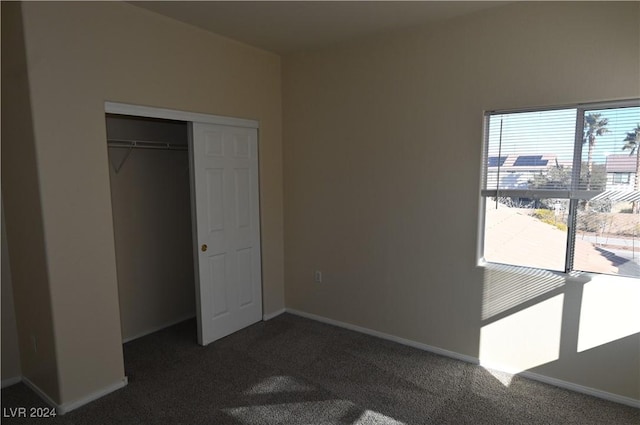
top-left (612, 173), bottom-right (631, 185)
top-left (480, 100), bottom-right (640, 278)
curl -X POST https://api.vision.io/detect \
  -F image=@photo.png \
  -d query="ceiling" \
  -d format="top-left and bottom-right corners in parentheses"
top-left (130, 1), bottom-right (507, 54)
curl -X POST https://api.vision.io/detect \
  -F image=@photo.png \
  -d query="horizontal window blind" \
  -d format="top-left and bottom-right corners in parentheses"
top-left (483, 108), bottom-right (577, 197)
top-left (482, 105), bottom-right (640, 202)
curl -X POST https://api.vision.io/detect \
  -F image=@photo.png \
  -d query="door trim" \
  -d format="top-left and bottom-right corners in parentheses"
top-left (104, 101), bottom-right (259, 129)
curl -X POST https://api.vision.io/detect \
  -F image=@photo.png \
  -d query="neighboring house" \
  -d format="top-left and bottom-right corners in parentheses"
top-left (605, 154), bottom-right (638, 191)
top-left (486, 154), bottom-right (559, 190)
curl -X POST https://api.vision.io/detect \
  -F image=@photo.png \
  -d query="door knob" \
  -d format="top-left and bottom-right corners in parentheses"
top-left (201, 244), bottom-right (208, 252)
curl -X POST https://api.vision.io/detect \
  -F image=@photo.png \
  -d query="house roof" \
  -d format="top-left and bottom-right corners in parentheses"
top-left (487, 154), bottom-right (560, 170)
top-left (606, 154), bottom-right (638, 173)
top-left (591, 190), bottom-right (640, 202)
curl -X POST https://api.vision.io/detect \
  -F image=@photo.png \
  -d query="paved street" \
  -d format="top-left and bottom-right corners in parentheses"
top-left (576, 234), bottom-right (640, 277)
top-left (578, 234), bottom-right (640, 250)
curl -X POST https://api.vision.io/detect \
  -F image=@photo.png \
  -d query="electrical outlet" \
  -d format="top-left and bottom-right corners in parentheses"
top-left (314, 270), bottom-right (322, 283)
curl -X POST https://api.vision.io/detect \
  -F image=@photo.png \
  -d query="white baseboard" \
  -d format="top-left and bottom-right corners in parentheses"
top-left (22, 377), bottom-right (58, 410)
top-left (58, 377), bottom-right (128, 415)
top-left (22, 375), bottom-right (128, 415)
top-left (122, 314), bottom-right (196, 343)
top-left (285, 308), bottom-right (640, 408)
top-left (1, 376), bottom-right (22, 388)
top-left (285, 308), bottom-right (479, 365)
top-left (517, 370), bottom-right (640, 409)
top-left (263, 308), bottom-right (286, 321)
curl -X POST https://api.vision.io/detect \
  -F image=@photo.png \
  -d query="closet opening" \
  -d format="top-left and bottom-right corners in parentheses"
top-left (106, 113), bottom-right (197, 344)
top-left (105, 102), bottom-right (264, 351)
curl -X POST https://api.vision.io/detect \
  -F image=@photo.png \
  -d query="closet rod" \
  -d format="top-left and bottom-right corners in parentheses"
top-left (107, 138), bottom-right (188, 151)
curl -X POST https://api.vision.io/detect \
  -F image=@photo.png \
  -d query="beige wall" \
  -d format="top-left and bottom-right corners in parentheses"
top-left (107, 116), bottom-right (195, 342)
top-left (1, 196), bottom-right (22, 383)
top-left (5, 1), bottom-right (283, 406)
top-left (1, 2), bottom-right (60, 400)
top-left (283, 2), bottom-right (640, 400)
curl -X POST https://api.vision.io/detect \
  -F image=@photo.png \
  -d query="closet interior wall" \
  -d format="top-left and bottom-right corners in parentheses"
top-left (106, 114), bottom-right (195, 342)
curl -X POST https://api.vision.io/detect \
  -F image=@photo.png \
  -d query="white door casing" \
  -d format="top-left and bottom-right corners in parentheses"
top-left (190, 122), bottom-right (263, 345)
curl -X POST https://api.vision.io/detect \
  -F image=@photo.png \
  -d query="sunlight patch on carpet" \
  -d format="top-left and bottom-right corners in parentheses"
top-left (353, 409), bottom-right (406, 425)
top-left (224, 400), bottom-right (354, 425)
top-left (244, 375), bottom-right (314, 395)
top-left (481, 367), bottom-right (514, 387)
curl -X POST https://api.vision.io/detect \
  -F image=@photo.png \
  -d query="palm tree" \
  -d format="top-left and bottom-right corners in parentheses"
top-left (622, 124), bottom-right (640, 213)
top-left (583, 113), bottom-right (609, 192)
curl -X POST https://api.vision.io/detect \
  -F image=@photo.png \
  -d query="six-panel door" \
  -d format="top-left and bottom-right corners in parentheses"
top-left (190, 122), bottom-right (262, 345)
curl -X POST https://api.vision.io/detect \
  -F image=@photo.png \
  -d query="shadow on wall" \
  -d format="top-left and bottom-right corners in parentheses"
top-left (479, 263), bottom-right (640, 394)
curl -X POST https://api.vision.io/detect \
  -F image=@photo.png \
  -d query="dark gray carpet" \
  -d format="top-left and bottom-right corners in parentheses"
top-left (2, 313), bottom-right (638, 424)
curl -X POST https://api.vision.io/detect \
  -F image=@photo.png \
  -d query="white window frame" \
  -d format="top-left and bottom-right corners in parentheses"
top-left (478, 98), bottom-right (640, 275)
top-left (612, 173), bottom-right (631, 185)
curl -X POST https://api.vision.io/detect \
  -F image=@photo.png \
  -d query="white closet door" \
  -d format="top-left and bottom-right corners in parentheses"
top-left (190, 122), bottom-right (262, 345)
